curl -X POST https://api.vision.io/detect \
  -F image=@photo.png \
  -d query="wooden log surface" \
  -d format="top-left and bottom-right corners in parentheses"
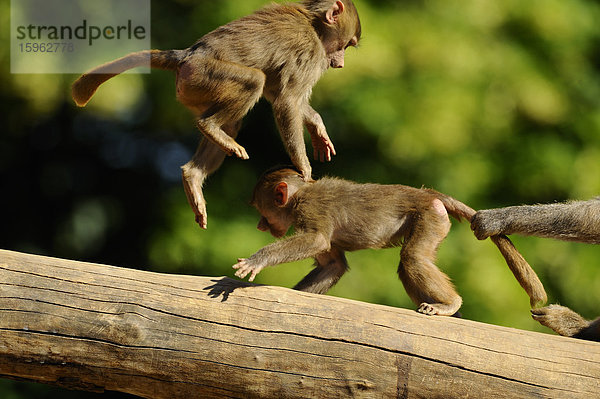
top-left (0, 249), bottom-right (598, 398)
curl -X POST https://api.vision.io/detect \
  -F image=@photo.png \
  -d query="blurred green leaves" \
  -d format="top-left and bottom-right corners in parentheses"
top-left (2, 0), bottom-right (600, 361)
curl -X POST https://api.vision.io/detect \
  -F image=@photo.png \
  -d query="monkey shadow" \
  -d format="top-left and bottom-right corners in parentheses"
top-left (203, 277), bottom-right (256, 302)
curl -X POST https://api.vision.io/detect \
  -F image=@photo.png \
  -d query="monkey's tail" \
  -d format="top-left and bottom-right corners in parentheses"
top-left (423, 189), bottom-right (476, 221)
top-left (429, 189), bottom-right (548, 308)
top-left (490, 235), bottom-right (547, 308)
top-left (72, 49), bottom-right (185, 107)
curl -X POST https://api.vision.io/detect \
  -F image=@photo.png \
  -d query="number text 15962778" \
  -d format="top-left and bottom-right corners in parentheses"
top-left (19, 42), bottom-right (74, 52)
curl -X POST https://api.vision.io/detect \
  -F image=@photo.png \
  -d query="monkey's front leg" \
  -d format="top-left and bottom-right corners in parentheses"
top-left (233, 232), bottom-right (331, 282)
top-left (232, 258), bottom-right (265, 283)
top-left (273, 96), bottom-right (313, 181)
top-left (303, 104), bottom-right (336, 163)
top-left (293, 247), bottom-right (348, 294)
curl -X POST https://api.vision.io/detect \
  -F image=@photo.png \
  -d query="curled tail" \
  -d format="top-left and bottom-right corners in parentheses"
top-left (426, 189), bottom-right (548, 308)
top-left (72, 49), bottom-right (185, 107)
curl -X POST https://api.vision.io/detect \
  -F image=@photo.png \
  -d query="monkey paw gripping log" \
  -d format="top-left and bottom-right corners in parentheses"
top-left (72, 0), bottom-right (361, 228)
top-left (232, 258), bottom-right (265, 283)
top-left (232, 168), bottom-right (547, 316)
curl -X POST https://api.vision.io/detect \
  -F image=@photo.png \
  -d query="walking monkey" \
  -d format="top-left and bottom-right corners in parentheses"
top-left (233, 168), bottom-right (547, 316)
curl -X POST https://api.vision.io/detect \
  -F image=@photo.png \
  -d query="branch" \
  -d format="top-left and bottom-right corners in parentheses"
top-left (0, 249), bottom-right (598, 398)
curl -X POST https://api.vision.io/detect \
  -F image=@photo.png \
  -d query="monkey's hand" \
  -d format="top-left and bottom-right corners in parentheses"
top-left (531, 305), bottom-right (590, 337)
top-left (471, 209), bottom-right (508, 240)
top-left (309, 126), bottom-right (336, 163)
top-left (233, 258), bottom-right (265, 282)
top-left (297, 162), bottom-right (314, 182)
top-left (305, 111), bottom-right (336, 162)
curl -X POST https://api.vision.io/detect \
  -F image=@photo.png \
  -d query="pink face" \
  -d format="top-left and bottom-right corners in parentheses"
top-left (327, 36), bottom-right (358, 69)
top-left (256, 211), bottom-right (291, 238)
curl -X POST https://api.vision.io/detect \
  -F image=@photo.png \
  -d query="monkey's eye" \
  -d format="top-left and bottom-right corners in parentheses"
top-left (345, 37), bottom-right (358, 49)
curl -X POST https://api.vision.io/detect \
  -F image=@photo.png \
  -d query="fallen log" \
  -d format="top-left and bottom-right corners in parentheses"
top-left (0, 249), bottom-right (598, 398)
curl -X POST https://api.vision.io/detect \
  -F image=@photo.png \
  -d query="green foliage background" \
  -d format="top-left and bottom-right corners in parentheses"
top-left (1, 0), bottom-right (599, 397)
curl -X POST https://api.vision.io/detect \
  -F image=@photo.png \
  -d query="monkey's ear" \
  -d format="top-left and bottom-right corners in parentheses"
top-left (326, 0), bottom-right (345, 25)
top-left (274, 182), bottom-right (289, 207)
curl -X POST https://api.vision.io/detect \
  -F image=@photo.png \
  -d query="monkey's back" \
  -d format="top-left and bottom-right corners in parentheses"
top-left (293, 177), bottom-right (440, 251)
top-left (188, 3), bottom-right (328, 93)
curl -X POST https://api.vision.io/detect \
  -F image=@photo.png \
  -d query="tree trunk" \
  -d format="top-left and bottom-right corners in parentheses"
top-left (0, 249), bottom-right (598, 398)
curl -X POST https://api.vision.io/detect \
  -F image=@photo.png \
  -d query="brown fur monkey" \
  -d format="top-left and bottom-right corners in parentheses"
top-left (472, 198), bottom-right (600, 341)
top-left (232, 168), bottom-right (547, 316)
top-left (72, 1), bottom-right (361, 229)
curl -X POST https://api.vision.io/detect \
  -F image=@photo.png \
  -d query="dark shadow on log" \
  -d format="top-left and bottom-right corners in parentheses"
top-left (203, 277), bottom-right (255, 302)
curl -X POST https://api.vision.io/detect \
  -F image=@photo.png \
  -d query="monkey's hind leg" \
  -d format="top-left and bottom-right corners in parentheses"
top-left (293, 248), bottom-right (348, 295)
top-left (398, 199), bottom-right (462, 316)
top-left (177, 56), bottom-right (266, 160)
top-left (181, 122), bottom-right (241, 228)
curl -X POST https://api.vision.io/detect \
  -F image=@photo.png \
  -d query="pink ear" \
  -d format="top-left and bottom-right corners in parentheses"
top-left (326, 0), bottom-right (345, 24)
top-left (274, 182), bottom-right (288, 206)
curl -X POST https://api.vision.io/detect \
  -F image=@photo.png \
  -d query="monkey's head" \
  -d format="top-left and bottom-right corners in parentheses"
top-left (304, 0), bottom-right (361, 69)
top-left (251, 167), bottom-right (308, 238)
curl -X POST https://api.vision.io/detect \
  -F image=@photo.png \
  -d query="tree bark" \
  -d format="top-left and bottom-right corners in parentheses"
top-left (0, 249), bottom-right (598, 398)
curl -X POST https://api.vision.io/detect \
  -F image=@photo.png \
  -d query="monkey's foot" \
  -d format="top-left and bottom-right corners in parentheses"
top-left (212, 134), bottom-right (248, 159)
top-left (225, 142), bottom-right (250, 160)
top-left (181, 170), bottom-right (208, 229)
top-left (531, 305), bottom-right (589, 337)
top-left (418, 302), bottom-right (461, 316)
